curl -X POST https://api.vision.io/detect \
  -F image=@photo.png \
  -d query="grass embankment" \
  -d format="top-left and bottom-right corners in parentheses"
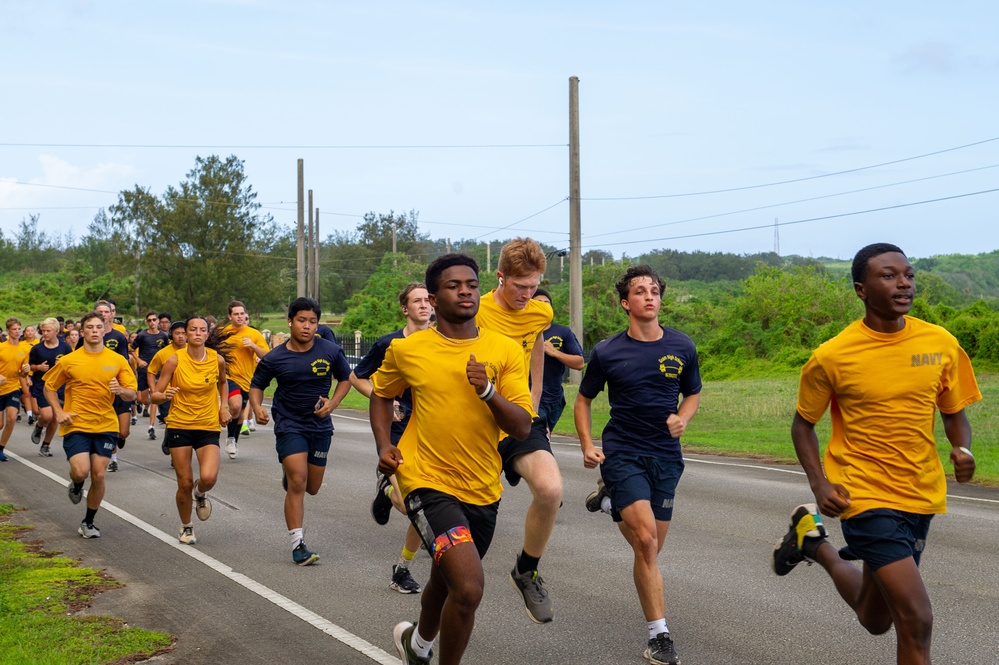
top-left (339, 374), bottom-right (999, 486)
top-left (0, 505), bottom-right (172, 665)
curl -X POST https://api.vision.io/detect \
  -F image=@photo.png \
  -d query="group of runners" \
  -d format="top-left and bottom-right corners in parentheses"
top-left (0, 238), bottom-right (980, 665)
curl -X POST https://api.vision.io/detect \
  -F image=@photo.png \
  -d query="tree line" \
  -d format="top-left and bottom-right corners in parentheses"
top-left (3, 154), bottom-right (998, 375)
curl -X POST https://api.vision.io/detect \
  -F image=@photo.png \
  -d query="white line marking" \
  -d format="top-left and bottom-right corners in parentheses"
top-left (7, 451), bottom-right (401, 665)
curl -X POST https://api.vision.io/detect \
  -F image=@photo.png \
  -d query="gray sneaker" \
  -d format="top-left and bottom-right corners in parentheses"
top-left (194, 485), bottom-right (212, 522)
top-left (39, 444), bottom-right (53, 457)
top-left (392, 621), bottom-right (431, 665)
top-left (225, 437), bottom-right (238, 459)
top-left (510, 567), bottom-right (554, 623)
top-left (31, 423), bottom-right (43, 445)
top-left (645, 632), bottom-right (680, 665)
top-left (68, 483), bottom-right (84, 505)
top-left (78, 522), bottom-right (101, 539)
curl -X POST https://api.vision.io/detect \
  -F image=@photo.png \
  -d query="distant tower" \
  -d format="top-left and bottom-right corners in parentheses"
top-left (773, 218), bottom-right (780, 256)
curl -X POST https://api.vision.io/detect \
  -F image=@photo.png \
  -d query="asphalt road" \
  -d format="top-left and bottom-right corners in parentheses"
top-left (1, 411), bottom-right (997, 664)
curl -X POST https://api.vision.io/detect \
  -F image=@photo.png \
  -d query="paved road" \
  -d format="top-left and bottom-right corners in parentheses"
top-left (1, 411), bottom-right (997, 664)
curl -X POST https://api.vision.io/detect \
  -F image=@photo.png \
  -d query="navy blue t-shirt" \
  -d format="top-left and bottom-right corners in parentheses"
top-left (352, 329), bottom-right (411, 444)
top-left (250, 337), bottom-right (351, 435)
top-left (29, 340), bottom-right (73, 397)
top-left (579, 326), bottom-right (701, 461)
top-left (540, 323), bottom-right (584, 403)
top-left (316, 325), bottom-right (338, 345)
top-left (131, 329), bottom-right (169, 362)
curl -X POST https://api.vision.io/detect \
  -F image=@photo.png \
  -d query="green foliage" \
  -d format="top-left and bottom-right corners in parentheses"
top-left (339, 253), bottom-right (428, 335)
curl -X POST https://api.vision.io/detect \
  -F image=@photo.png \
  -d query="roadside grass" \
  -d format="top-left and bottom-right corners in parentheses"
top-left (0, 505), bottom-right (173, 665)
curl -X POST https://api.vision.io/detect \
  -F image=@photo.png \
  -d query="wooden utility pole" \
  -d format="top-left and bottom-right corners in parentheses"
top-left (486, 242), bottom-right (491, 272)
top-left (568, 76), bottom-right (583, 383)
top-left (314, 209), bottom-right (321, 305)
top-left (307, 189), bottom-right (314, 298)
top-left (296, 159), bottom-right (305, 297)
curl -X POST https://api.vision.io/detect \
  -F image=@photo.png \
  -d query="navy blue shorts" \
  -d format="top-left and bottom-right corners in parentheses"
top-left (112, 395), bottom-right (134, 415)
top-left (136, 367), bottom-right (151, 391)
top-left (601, 454), bottom-right (684, 523)
top-left (840, 508), bottom-right (934, 570)
top-left (63, 431), bottom-right (118, 459)
top-left (226, 381), bottom-right (244, 401)
top-left (165, 428), bottom-right (220, 451)
top-left (275, 431), bottom-right (332, 467)
top-left (0, 392), bottom-right (22, 411)
top-left (498, 417), bottom-right (552, 486)
top-left (405, 488), bottom-right (499, 564)
top-left (538, 396), bottom-right (566, 434)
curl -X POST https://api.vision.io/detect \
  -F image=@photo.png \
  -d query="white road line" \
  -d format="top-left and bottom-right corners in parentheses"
top-left (7, 451), bottom-right (401, 665)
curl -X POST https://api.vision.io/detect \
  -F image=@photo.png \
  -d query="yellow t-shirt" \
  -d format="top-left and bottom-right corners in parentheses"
top-left (219, 325), bottom-right (268, 391)
top-left (475, 290), bottom-right (553, 378)
top-left (43, 346), bottom-right (138, 436)
top-left (0, 341), bottom-right (27, 396)
top-left (165, 348), bottom-right (222, 431)
top-left (372, 327), bottom-right (532, 506)
top-left (796, 316), bottom-right (981, 519)
top-left (113, 322), bottom-right (128, 336)
top-left (148, 344), bottom-right (183, 377)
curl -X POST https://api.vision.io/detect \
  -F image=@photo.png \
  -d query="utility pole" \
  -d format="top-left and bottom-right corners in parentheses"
top-left (307, 189), bottom-right (314, 298)
top-left (486, 241), bottom-right (491, 272)
top-left (314, 209), bottom-right (321, 305)
top-left (392, 223), bottom-right (397, 267)
top-left (297, 159), bottom-right (305, 297)
top-left (568, 76), bottom-right (583, 383)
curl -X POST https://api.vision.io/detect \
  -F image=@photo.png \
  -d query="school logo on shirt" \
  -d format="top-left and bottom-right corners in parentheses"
top-left (311, 359), bottom-right (331, 376)
top-left (548, 336), bottom-right (564, 350)
top-left (658, 354), bottom-right (685, 379)
top-left (485, 361), bottom-right (499, 383)
top-left (105, 339), bottom-right (119, 351)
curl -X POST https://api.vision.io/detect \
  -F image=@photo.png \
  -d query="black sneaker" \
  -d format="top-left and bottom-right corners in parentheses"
top-left (108, 460), bottom-right (118, 472)
top-left (31, 423), bottom-right (43, 445)
top-left (509, 567), bottom-right (554, 623)
top-left (585, 478), bottom-right (609, 513)
top-left (645, 632), bottom-right (680, 665)
top-left (392, 621), bottom-right (431, 665)
top-left (27, 415), bottom-right (35, 426)
top-left (371, 474), bottom-right (393, 525)
top-left (391, 565), bottom-right (422, 594)
top-left (292, 542), bottom-right (319, 566)
top-left (161, 439), bottom-right (170, 456)
top-left (148, 426), bottom-right (157, 441)
top-left (68, 483), bottom-right (84, 504)
top-left (773, 503), bottom-right (828, 576)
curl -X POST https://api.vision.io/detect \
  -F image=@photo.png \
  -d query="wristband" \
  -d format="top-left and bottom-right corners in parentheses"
top-left (958, 446), bottom-right (974, 459)
top-left (477, 380), bottom-right (496, 401)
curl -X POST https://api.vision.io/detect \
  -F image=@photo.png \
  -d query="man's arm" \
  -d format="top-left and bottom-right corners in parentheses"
top-left (667, 392), bottom-right (700, 439)
top-left (791, 411), bottom-right (850, 517)
top-left (348, 371), bottom-right (373, 398)
top-left (371, 395), bottom-right (403, 476)
top-left (468, 353), bottom-right (532, 440)
top-left (529, 332), bottom-right (544, 411)
top-left (544, 338), bottom-right (585, 370)
top-left (574, 393), bottom-right (604, 469)
top-left (941, 409), bottom-right (975, 483)
top-left (248, 387), bottom-right (269, 425)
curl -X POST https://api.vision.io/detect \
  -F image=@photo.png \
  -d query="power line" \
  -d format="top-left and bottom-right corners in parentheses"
top-left (582, 135), bottom-right (999, 201)
top-left (586, 186), bottom-right (999, 250)
top-left (471, 198), bottom-right (568, 240)
top-left (583, 163), bottom-right (999, 240)
top-left (0, 142), bottom-right (567, 150)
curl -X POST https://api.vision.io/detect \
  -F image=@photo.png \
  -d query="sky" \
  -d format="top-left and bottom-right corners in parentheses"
top-left (2, 1), bottom-right (998, 261)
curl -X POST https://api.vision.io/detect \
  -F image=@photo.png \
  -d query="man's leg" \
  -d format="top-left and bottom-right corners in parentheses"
top-left (282, 452), bottom-right (311, 530)
top-left (428, 543), bottom-right (484, 665)
top-left (1, 404), bottom-right (18, 448)
top-left (618, 500), bottom-right (670, 622)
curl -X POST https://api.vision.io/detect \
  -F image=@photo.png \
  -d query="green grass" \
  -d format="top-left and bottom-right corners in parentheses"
top-left (0, 505), bottom-right (173, 665)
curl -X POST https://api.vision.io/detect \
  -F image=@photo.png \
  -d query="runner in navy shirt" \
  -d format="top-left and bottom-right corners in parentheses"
top-left (248, 297), bottom-right (352, 566)
top-left (131, 311), bottom-right (169, 440)
top-left (574, 265), bottom-right (701, 665)
top-left (28, 317), bottom-right (73, 456)
top-left (532, 288), bottom-right (584, 433)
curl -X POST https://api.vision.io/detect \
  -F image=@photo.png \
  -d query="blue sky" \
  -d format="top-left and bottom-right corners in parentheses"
top-left (3, 1), bottom-right (998, 260)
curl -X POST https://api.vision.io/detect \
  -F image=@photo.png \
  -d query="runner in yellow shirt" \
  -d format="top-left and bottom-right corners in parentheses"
top-left (0, 317), bottom-right (30, 461)
top-left (219, 300), bottom-right (268, 459)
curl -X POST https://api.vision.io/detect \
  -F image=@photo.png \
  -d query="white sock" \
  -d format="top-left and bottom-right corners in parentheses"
top-left (26, 410), bottom-right (33, 417)
top-left (111, 453), bottom-right (118, 462)
top-left (411, 626), bottom-right (434, 658)
top-left (192, 480), bottom-right (204, 498)
top-left (289, 528), bottom-right (304, 549)
top-left (600, 495), bottom-right (612, 514)
top-left (647, 618), bottom-right (669, 640)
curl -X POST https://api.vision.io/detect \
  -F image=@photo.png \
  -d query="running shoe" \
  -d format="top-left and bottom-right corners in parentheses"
top-left (27, 415), bottom-right (35, 426)
top-left (0, 449), bottom-right (7, 462)
top-left (645, 632), bottom-right (681, 665)
top-left (225, 437), bottom-right (238, 459)
top-left (148, 426), bottom-right (156, 441)
top-left (78, 522), bottom-right (101, 539)
top-left (585, 478), bottom-right (609, 513)
top-left (391, 565), bottom-right (422, 594)
top-left (247, 419), bottom-right (256, 432)
top-left (240, 423), bottom-right (250, 436)
top-left (371, 474), bottom-right (393, 525)
top-left (68, 483), bottom-right (83, 504)
top-left (392, 621), bottom-right (431, 665)
top-left (510, 567), bottom-right (554, 624)
top-left (31, 423), bottom-right (43, 445)
top-left (773, 503), bottom-right (828, 576)
top-left (161, 439), bottom-right (170, 456)
top-left (39, 444), bottom-right (52, 457)
top-left (179, 526), bottom-right (197, 545)
top-left (16, 413), bottom-right (21, 423)
top-left (194, 486), bottom-right (212, 521)
top-left (130, 415), bottom-right (137, 425)
top-left (108, 460), bottom-right (118, 472)
top-left (292, 542), bottom-right (319, 566)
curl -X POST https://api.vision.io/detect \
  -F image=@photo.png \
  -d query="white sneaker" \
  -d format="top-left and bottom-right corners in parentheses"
top-left (179, 526), bottom-right (197, 544)
top-left (225, 437), bottom-right (238, 459)
top-left (248, 419), bottom-right (256, 432)
top-left (78, 522), bottom-right (101, 538)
